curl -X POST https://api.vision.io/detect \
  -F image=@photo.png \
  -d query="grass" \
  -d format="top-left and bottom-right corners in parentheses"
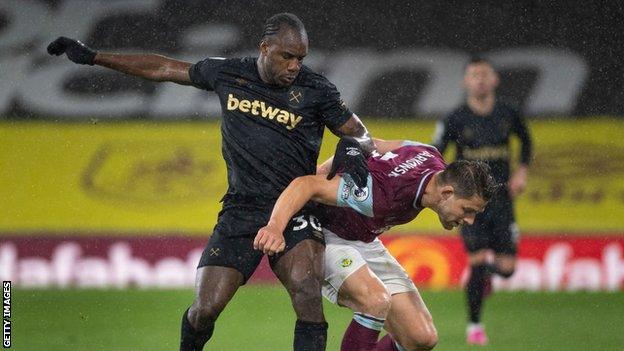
top-left (12, 287), bottom-right (624, 350)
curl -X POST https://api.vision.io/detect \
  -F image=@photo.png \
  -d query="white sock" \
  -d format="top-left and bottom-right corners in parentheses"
top-left (467, 323), bottom-right (484, 332)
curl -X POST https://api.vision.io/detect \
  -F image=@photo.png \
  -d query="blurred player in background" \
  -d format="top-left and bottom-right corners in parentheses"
top-left (255, 138), bottom-right (497, 351)
top-left (48, 13), bottom-right (374, 351)
top-left (432, 57), bottom-right (533, 345)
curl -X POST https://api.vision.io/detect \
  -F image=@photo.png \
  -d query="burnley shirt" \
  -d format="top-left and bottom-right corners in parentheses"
top-left (324, 141), bottom-right (447, 242)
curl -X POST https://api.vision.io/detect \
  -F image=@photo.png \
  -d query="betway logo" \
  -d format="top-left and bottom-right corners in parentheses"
top-left (226, 94), bottom-right (303, 130)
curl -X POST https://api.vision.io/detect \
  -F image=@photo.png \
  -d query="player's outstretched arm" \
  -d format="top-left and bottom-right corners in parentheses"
top-left (254, 175), bottom-right (340, 255)
top-left (47, 36), bottom-right (193, 85)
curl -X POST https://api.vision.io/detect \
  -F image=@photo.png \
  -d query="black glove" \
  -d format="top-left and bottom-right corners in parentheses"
top-left (47, 36), bottom-right (97, 65)
top-left (327, 136), bottom-right (369, 188)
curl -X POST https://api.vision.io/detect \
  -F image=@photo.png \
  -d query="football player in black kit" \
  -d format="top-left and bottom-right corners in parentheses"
top-left (47, 13), bottom-right (373, 351)
top-left (432, 57), bottom-right (532, 346)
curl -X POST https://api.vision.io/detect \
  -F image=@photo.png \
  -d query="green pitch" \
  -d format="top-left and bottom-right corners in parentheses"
top-left (13, 287), bottom-right (624, 350)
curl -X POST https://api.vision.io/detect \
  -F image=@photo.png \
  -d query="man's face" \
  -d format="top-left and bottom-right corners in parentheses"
top-left (259, 28), bottom-right (308, 87)
top-left (436, 191), bottom-right (487, 230)
top-left (463, 62), bottom-right (499, 98)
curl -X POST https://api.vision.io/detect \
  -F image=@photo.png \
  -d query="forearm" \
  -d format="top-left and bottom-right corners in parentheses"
top-left (515, 164), bottom-right (529, 175)
top-left (520, 139), bottom-right (532, 165)
top-left (94, 53), bottom-right (192, 84)
top-left (317, 156), bottom-right (334, 175)
top-left (337, 113), bottom-right (374, 155)
top-left (268, 176), bottom-right (338, 231)
top-left (268, 177), bottom-right (318, 231)
top-left (354, 129), bottom-right (374, 155)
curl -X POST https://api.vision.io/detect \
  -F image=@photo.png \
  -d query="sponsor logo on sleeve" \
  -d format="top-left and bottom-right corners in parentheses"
top-left (352, 186), bottom-right (370, 202)
top-left (341, 179), bottom-right (353, 201)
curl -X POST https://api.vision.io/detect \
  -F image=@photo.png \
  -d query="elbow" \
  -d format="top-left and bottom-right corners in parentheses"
top-left (292, 176), bottom-right (317, 192)
top-left (150, 56), bottom-right (182, 82)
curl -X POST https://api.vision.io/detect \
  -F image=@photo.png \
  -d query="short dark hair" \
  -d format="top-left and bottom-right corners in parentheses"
top-left (465, 56), bottom-right (494, 71)
top-left (437, 160), bottom-right (498, 202)
top-left (261, 13), bottom-right (306, 42)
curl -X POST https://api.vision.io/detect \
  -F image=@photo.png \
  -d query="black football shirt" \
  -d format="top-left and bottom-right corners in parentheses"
top-left (432, 101), bottom-right (532, 184)
top-left (189, 57), bottom-right (352, 204)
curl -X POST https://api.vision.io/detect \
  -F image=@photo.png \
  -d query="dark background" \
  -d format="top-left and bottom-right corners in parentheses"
top-left (4, 0), bottom-right (624, 118)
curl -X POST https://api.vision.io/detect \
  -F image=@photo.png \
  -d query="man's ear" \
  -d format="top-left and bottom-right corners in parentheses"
top-left (440, 185), bottom-right (455, 200)
top-left (259, 40), bottom-right (269, 55)
top-left (492, 71), bottom-right (500, 89)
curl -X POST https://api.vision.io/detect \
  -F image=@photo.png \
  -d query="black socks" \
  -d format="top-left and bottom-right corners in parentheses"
top-left (180, 308), bottom-right (214, 351)
top-left (466, 264), bottom-right (489, 323)
top-left (294, 319), bottom-right (329, 351)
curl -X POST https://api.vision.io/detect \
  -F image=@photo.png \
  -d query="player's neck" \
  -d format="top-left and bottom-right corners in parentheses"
top-left (467, 94), bottom-right (495, 116)
top-left (420, 173), bottom-right (441, 209)
top-left (256, 56), bottom-right (272, 85)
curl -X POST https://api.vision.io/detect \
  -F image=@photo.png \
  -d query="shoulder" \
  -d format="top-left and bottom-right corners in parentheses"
top-left (400, 140), bottom-right (440, 153)
top-left (374, 142), bottom-right (444, 166)
top-left (194, 56), bottom-right (253, 72)
top-left (296, 65), bottom-right (338, 91)
top-left (446, 104), bottom-right (469, 121)
top-left (496, 100), bottom-right (522, 116)
top-left (220, 57), bottom-right (256, 74)
top-left (443, 105), bottom-right (469, 128)
top-left (403, 141), bottom-right (444, 161)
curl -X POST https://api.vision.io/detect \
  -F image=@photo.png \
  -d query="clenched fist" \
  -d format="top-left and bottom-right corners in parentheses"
top-left (47, 36), bottom-right (97, 65)
top-left (254, 224), bottom-right (286, 256)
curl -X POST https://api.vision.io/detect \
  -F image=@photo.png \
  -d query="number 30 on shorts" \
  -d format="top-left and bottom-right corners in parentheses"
top-left (292, 215), bottom-right (322, 231)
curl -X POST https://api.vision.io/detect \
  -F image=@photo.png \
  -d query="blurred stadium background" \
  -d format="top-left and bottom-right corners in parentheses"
top-left (1, 1), bottom-right (623, 350)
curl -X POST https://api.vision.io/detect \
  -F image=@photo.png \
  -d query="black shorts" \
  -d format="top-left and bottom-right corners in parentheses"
top-left (460, 192), bottom-right (519, 255)
top-left (198, 205), bottom-right (324, 283)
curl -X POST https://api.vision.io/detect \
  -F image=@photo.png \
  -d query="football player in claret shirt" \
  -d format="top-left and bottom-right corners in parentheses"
top-left (255, 139), bottom-right (497, 351)
top-left (48, 13), bottom-right (373, 351)
top-left (432, 57), bottom-right (532, 345)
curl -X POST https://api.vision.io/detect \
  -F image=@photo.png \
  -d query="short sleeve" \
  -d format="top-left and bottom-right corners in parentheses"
top-left (188, 57), bottom-right (227, 91)
top-left (317, 80), bottom-right (353, 131)
top-left (335, 174), bottom-right (374, 217)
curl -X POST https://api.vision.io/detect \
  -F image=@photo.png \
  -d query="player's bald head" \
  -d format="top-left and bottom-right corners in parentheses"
top-left (261, 13), bottom-right (307, 44)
